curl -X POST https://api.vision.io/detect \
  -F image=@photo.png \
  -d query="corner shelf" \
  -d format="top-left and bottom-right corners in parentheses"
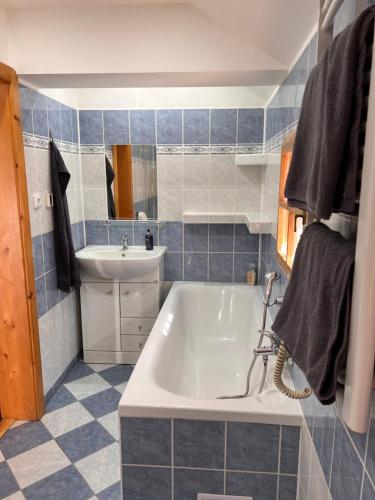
top-left (235, 153), bottom-right (266, 166)
top-left (182, 211), bottom-right (276, 234)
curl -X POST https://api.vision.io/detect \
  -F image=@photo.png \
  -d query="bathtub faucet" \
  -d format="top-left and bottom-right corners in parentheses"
top-left (217, 272), bottom-right (282, 400)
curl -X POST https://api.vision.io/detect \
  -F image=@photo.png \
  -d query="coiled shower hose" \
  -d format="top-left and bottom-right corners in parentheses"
top-left (273, 341), bottom-right (312, 399)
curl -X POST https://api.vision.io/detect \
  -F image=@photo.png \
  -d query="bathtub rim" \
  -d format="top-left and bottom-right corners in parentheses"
top-left (118, 281), bottom-right (303, 426)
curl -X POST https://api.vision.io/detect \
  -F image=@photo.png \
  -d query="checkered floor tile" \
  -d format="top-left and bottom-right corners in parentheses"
top-left (0, 361), bottom-right (132, 500)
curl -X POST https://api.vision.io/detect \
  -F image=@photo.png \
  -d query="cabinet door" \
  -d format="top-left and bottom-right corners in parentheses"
top-left (81, 283), bottom-right (120, 351)
top-left (120, 283), bottom-right (160, 318)
top-left (121, 334), bottom-right (149, 352)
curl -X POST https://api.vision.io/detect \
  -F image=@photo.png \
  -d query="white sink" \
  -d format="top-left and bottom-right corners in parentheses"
top-left (75, 245), bottom-right (167, 280)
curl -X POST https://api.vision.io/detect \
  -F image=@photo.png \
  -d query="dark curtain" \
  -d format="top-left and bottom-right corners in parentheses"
top-left (50, 140), bottom-right (81, 292)
top-left (105, 156), bottom-right (116, 219)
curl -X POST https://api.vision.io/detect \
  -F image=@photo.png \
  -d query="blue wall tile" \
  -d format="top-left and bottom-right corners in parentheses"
top-left (226, 471), bottom-right (278, 500)
top-left (183, 109), bottom-right (209, 144)
top-left (46, 97), bottom-right (60, 110)
top-left (32, 236), bottom-right (44, 278)
top-left (227, 422), bottom-right (280, 472)
top-left (156, 110), bottom-right (182, 145)
top-left (33, 109), bottom-right (48, 138)
top-left (72, 222), bottom-right (85, 252)
top-left (233, 253), bottom-right (258, 283)
top-left (164, 252), bottom-right (183, 281)
top-left (130, 110), bottom-right (156, 145)
top-left (79, 110), bottom-right (103, 145)
top-left (60, 108), bottom-right (73, 143)
top-left (42, 231), bottom-right (56, 273)
top-left (278, 475), bottom-right (297, 500)
top-left (85, 221), bottom-right (109, 245)
top-left (312, 408), bottom-right (336, 483)
top-left (209, 224), bottom-right (234, 252)
top-left (210, 109), bottom-right (237, 144)
top-left (234, 224), bottom-right (259, 252)
top-left (35, 275), bottom-right (47, 318)
top-left (238, 108), bottom-right (264, 143)
top-left (184, 253), bottom-right (208, 281)
top-left (174, 469), bottom-right (223, 500)
top-left (330, 419), bottom-right (363, 500)
top-left (103, 110), bottom-right (129, 145)
top-left (174, 419), bottom-right (225, 469)
top-left (134, 223), bottom-right (159, 246)
top-left (280, 426), bottom-right (300, 475)
top-left (121, 417), bottom-right (171, 466)
top-left (184, 224), bottom-right (208, 252)
top-left (122, 466), bottom-right (171, 500)
top-left (72, 111), bottom-right (79, 144)
top-left (209, 253), bottom-right (233, 282)
top-left (159, 222), bottom-right (183, 251)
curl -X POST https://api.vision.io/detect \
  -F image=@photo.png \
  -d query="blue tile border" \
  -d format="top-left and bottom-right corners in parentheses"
top-left (44, 353), bottom-right (81, 405)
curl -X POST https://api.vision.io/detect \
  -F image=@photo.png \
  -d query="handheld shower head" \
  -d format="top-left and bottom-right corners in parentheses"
top-left (265, 272), bottom-right (279, 304)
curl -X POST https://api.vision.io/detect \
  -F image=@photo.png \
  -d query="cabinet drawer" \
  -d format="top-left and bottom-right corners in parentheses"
top-left (121, 317), bottom-right (155, 335)
top-left (121, 334), bottom-right (149, 352)
top-left (120, 283), bottom-right (160, 318)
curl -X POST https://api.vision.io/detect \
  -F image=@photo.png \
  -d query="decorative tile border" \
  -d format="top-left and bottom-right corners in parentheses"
top-left (23, 133), bottom-right (80, 154)
top-left (264, 121), bottom-right (298, 153)
top-left (156, 144), bottom-right (264, 155)
top-left (80, 144), bottom-right (106, 155)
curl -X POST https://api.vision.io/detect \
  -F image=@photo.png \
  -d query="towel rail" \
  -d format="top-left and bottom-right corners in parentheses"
top-left (342, 36), bottom-right (375, 433)
top-left (321, 0), bottom-right (344, 31)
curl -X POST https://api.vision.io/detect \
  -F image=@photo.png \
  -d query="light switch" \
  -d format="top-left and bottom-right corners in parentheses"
top-left (33, 193), bottom-right (42, 208)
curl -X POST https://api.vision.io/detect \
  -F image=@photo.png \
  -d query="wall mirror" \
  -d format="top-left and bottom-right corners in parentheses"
top-left (105, 144), bottom-right (157, 220)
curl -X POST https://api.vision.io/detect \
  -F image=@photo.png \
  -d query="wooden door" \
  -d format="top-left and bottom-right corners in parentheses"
top-left (113, 145), bottom-right (134, 219)
top-left (0, 62), bottom-right (44, 429)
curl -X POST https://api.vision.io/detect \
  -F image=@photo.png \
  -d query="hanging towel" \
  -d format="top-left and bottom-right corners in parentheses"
top-left (50, 140), bottom-right (81, 292)
top-left (285, 6), bottom-right (375, 220)
top-left (271, 222), bottom-right (355, 405)
top-left (105, 156), bottom-right (116, 219)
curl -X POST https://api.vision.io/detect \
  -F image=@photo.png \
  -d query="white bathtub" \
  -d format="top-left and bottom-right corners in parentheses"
top-left (119, 282), bottom-right (302, 425)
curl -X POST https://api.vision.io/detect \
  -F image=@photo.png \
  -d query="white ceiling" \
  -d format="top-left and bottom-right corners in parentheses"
top-left (0, 0), bottom-right (319, 96)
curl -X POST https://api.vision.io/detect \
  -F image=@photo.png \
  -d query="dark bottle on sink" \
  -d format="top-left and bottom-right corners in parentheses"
top-left (145, 229), bottom-right (154, 250)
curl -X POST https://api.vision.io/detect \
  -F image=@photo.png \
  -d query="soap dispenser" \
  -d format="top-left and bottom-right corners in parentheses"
top-left (145, 229), bottom-right (154, 250)
top-left (247, 263), bottom-right (256, 285)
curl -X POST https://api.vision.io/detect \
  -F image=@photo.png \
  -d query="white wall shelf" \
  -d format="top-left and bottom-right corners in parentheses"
top-left (182, 211), bottom-right (276, 234)
top-left (235, 153), bottom-right (266, 166)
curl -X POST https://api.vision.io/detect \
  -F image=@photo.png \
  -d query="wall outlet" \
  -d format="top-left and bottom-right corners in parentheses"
top-left (33, 193), bottom-right (42, 208)
top-left (198, 495), bottom-right (253, 500)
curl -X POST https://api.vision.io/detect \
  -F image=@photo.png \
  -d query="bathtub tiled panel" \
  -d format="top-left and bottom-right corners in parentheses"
top-left (120, 417), bottom-right (299, 500)
top-left (86, 220), bottom-right (260, 283)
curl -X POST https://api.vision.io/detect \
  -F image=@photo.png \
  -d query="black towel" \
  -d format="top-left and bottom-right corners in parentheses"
top-left (272, 222), bottom-right (355, 405)
top-left (105, 156), bottom-right (116, 219)
top-left (50, 140), bottom-right (81, 292)
top-left (285, 6), bottom-right (375, 220)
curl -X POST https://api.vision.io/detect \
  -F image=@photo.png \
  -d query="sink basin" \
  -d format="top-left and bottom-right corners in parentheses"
top-left (75, 245), bottom-right (167, 280)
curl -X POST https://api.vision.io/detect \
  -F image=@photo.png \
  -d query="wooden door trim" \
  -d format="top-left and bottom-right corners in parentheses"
top-left (0, 61), bottom-right (44, 420)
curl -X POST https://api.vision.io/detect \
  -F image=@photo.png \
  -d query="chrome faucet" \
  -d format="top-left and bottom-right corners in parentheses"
top-left (120, 235), bottom-right (129, 252)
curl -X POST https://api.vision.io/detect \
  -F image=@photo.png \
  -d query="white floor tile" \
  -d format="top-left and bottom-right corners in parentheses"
top-left (98, 411), bottom-right (119, 441)
top-left (65, 373), bottom-right (111, 400)
top-left (75, 442), bottom-right (120, 494)
top-left (8, 440), bottom-right (70, 489)
top-left (11, 420), bottom-right (28, 430)
top-left (88, 363), bottom-right (115, 372)
top-left (114, 382), bottom-right (127, 394)
top-left (4, 492), bottom-right (26, 500)
top-left (42, 401), bottom-right (94, 437)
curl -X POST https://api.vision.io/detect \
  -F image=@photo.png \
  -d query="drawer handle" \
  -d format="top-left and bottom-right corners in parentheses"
top-left (123, 291), bottom-right (130, 296)
top-left (106, 290), bottom-right (113, 295)
top-left (138, 342), bottom-right (144, 349)
top-left (138, 325), bottom-right (143, 330)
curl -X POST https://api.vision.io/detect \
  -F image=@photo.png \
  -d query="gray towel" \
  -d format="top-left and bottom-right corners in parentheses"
top-left (272, 223), bottom-right (355, 405)
top-left (285, 6), bottom-right (375, 220)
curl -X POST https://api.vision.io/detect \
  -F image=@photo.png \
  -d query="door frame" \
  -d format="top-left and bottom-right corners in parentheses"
top-left (0, 61), bottom-right (44, 428)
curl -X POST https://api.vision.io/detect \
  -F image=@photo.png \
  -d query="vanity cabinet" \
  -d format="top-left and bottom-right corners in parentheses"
top-left (80, 272), bottom-right (163, 364)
